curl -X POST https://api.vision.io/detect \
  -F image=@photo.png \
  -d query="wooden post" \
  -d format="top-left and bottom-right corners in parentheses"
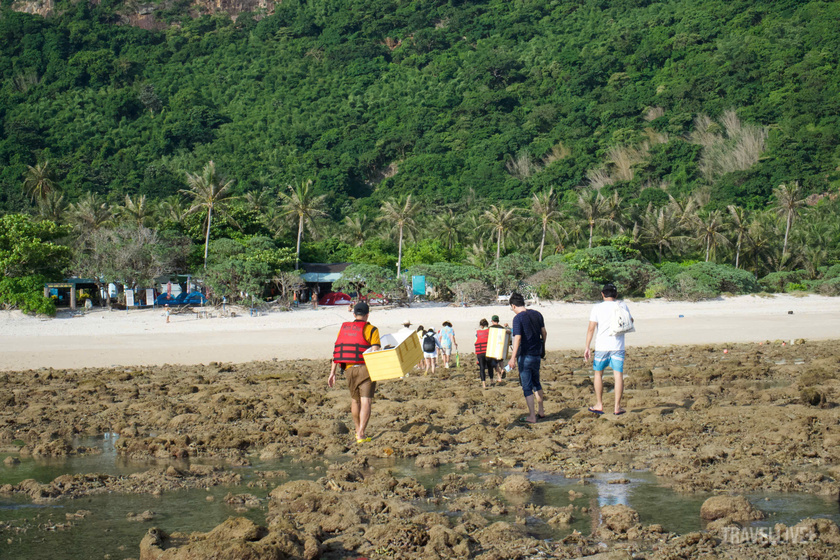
top-left (70, 286), bottom-right (76, 310)
top-left (44, 286), bottom-right (49, 299)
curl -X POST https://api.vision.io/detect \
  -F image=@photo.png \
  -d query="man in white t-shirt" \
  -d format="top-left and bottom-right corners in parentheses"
top-left (584, 283), bottom-right (633, 415)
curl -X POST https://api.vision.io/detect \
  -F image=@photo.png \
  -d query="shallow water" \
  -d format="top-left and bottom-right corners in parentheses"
top-left (2, 437), bottom-right (839, 560)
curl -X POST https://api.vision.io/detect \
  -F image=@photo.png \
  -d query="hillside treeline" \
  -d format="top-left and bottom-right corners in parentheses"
top-left (2, 0), bottom-right (840, 313)
top-left (1, 0), bottom-right (839, 213)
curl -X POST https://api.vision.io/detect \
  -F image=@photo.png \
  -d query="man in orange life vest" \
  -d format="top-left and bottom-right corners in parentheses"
top-left (329, 301), bottom-right (381, 443)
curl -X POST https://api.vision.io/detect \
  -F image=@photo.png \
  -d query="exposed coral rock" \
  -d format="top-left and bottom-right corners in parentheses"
top-left (700, 496), bottom-right (765, 521)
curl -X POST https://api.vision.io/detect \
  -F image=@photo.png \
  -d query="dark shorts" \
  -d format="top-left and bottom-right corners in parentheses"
top-left (518, 354), bottom-right (542, 398)
top-left (345, 364), bottom-right (376, 401)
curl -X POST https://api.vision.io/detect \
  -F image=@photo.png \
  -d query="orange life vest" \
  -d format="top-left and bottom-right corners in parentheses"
top-left (333, 320), bottom-right (374, 365)
top-left (475, 328), bottom-right (489, 355)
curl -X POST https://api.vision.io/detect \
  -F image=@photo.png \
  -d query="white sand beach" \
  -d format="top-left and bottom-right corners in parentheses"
top-left (2, 294), bottom-right (840, 371)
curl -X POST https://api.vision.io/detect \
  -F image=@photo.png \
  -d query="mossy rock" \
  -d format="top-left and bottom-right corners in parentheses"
top-left (800, 387), bottom-right (826, 407)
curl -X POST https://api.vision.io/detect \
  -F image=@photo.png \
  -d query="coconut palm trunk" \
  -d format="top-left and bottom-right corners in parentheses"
top-left (783, 211), bottom-right (792, 258)
top-left (539, 220), bottom-right (547, 262)
top-left (735, 232), bottom-right (742, 269)
top-left (495, 229), bottom-right (502, 269)
top-left (397, 225), bottom-right (404, 277)
top-left (295, 214), bottom-right (305, 270)
top-left (204, 206), bottom-right (213, 269)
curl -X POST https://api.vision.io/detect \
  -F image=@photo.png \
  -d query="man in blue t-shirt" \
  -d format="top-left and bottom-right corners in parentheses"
top-left (507, 292), bottom-right (547, 424)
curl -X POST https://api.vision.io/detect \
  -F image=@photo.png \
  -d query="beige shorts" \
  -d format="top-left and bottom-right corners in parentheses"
top-left (345, 364), bottom-right (376, 401)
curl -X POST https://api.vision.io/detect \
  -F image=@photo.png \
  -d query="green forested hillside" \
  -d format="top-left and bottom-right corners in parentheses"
top-left (3, 0), bottom-right (840, 313)
top-left (2, 0), bottom-right (839, 212)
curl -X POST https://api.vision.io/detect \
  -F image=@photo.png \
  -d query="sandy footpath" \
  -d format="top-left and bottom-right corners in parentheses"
top-left (2, 294), bottom-right (840, 371)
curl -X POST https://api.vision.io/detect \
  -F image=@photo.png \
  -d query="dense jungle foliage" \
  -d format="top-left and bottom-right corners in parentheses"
top-left (1, 0), bottom-right (840, 312)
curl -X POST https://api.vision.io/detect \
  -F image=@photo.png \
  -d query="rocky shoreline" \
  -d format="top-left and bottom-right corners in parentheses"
top-left (2, 340), bottom-right (839, 558)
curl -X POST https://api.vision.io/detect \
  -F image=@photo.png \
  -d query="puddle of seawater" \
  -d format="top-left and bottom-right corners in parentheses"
top-left (748, 493), bottom-right (840, 528)
top-left (3, 437), bottom-right (840, 559)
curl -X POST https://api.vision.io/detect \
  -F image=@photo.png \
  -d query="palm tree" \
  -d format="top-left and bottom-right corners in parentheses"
top-left (37, 190), bottom-right (67, 223)
top-left (773, 182), bottom-right (806, 261)
top-left (641, 206), bottom-right (685, 263)
top-left (380, 195), bottom-right (420, 277)
top-left (693, 210), bottom-right (730, 262)
top-left (547, 220), bottom-right (572, 255)
top-left (262, 205), bottom-right (290, 239)
top-left (23, 161), bottom-right (57, 201)
top-left (744, 210), bottom-right (777, 273)
top-left (435, 208), bottom-right (462, 252)
top-left (245, 190), bottom-right (274, 214)
top-left (120, 194), bottom-right (153, 227)
top-left (342, 214), bottom-right (372, 247)
top-left (601, 191), bottom-right (625, 236)
top-left (465, 239), bottom-right (490, 269)
top-left (483, 204), bottom-right (518, 269)
top-left (727, 205), bottom-right (750, 269)
top-left (667, 194), bottom-right (699, 229)
top-left (576, 189), bottom-right (608, 248)
top-left (182, 161), bottom-right (237, 269)
top-left (279, 179), bottom-right (327, 270)
top-left (157, 195), bottom-right (187, 224)
top-left (69, 193), bottom-right (113, 233)
top-left (531, 188), bottom-right (559, 261)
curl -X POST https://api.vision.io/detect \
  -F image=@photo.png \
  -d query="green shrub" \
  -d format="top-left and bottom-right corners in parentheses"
top-left (451, 280), bottom-right (494, 305)
top-left (0, 275), bottom-right (57, 315)
top-left (819, 264), bottom-right (840, 280)
top-left (407, 263), bottom-right (484, 300)
top-left (563, 245), bottom-right (628, 284)
top-left (660, 262), bottom-right (758, 299)
top-left (644, 282), bottom-right (670, 299)
top-left (667, 273), bottom-right (718, 301)
top-left (677, 262), bottom-right (759, 295)
top-left (333, 264), bottom-right (402, 300)
top-left (759, 270), bottom-right (805, 293)
top-left (485, 253), bottom-right (545, 295)
top-left (785, 282), bottom-right (807, 292)
top-left (525, 264), bottom-right (600, 301)
top-left (818, 277), bottom-right (840, 296)
top-left (604, 259), bottom-right (667, 298)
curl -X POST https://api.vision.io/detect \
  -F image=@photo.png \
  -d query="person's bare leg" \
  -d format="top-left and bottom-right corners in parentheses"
top-left (592, 371), bottom-right (604, 412)
top-left (424, 358), bottom-right (431, 376)
top-left (431, 358), bottom-right (436, 375)
top-left (534, 389), bottom-right (545, 417)
top-left (613, 372), bottom-right (624, 414)
top-left (351, 398), bottom-right (362, 439)
top-left (358, 397), bottom-right (372, 439)
top-left (523, 394), bottom-right (537, 423)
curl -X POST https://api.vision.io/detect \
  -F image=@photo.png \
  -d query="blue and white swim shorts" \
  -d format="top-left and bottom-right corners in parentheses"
top-left (593, 350), bottom-right (625, 373)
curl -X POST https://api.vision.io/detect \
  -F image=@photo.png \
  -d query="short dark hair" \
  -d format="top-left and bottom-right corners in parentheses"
top-left (479, 318), bottom-right (489, 327)
top-left (353, 301), bottom-right (370, 315)
top-left (601, 283), bottom-right (618, 298)
top-left (443, 321), bottom-right (452, 327)
top-left (416, 325), bottom-right (425, 332)
top-left (509, 292), bottom-right (525, 307)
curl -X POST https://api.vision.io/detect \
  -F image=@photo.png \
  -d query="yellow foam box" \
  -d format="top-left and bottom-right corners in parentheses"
top-left (364, 332), bottom-right (423, 381)
top-left (485, 327), bottom-right (510, 361)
